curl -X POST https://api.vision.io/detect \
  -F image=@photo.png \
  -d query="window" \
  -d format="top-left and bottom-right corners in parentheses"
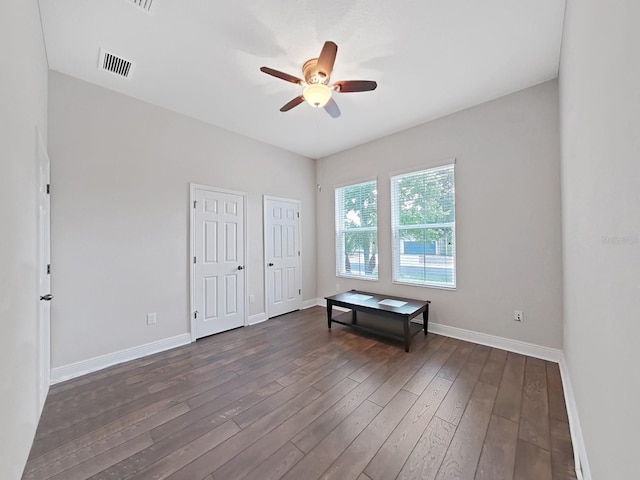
top-left (335, 180), bottom-right (378, 279)
top-left (391, 164), bottom-right (456, 288)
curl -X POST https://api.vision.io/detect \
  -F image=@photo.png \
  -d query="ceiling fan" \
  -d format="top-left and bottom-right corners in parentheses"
top-left (260, 41), bottom-right (377, 118)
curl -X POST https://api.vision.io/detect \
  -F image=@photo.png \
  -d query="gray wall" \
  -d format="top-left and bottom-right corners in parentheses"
top-left (560, 0), bottom-right (640, 478)
top-left (48, 72), bottom-right (316, 368)
top-left (0, 1), bottom-right (49, 478)
top-left (317, 80), bottom-right (563, 348)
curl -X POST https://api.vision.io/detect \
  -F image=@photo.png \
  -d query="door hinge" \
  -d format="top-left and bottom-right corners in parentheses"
top-left (193, 200), bottom-right (197, 209)
top-left (193, 256), bottom-right (196, 264)
top-left (297, 212), bottom-right (300, 218)
top-left (47, 264), bottom-right (50, 275)
top-left (298, 251), bottom-right (301, 256)
top-left (299, 289), bottom-right (301, 295)
top-left (46, 184), bottom-right (50, 194)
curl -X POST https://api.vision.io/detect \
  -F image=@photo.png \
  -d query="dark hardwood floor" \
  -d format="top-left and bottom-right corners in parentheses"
top-left (23, 307), bottom-right (577, 480)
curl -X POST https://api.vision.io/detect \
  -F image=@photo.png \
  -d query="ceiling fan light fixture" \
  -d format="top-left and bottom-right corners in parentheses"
top-left (261, 41), bottom-right (376, 117)
top-left (303, 83), bottom-right (332, 108)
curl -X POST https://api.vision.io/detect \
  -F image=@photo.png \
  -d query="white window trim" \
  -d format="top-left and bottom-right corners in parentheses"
top-left (388, 157), bottom-right (457, 178)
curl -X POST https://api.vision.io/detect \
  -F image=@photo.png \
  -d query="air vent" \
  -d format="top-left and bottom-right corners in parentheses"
top-left (130, 0), bottom-right (154, 13)
top-left (98, 49), bottom-right (135, 79)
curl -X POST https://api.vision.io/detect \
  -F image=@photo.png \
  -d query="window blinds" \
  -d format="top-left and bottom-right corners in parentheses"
top-left (390, 164), bottom-right (456, 288)
top-left (335, 180), bottom-right (378, 279)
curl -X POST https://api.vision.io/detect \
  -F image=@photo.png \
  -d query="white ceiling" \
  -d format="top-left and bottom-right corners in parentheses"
top-left (38, 0), bottom-right (566, 159)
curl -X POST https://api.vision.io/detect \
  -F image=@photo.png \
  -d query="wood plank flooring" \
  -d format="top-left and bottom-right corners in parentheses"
top-left (23, 307), bottom-right (577, 480)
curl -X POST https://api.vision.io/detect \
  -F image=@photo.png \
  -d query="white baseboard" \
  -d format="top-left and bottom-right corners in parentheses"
top-left (317, 297), bottom-right (562, 361)
top-left (426, 322), bottom-right (563, 363)
top-left (314, 298), bottom-right (348, 312)
top-left (249, 300), bottom-right (321, 322)
top-left (558, 354), bottom-right (590, 480)
top-left (248, 312), bottom-right (268, 325)
top-left (50, 333), bottom-right (192, 384)
top-left (302, 298), bottom-right (321, 309)
top-left (318, 297), bottom-right (561, 361)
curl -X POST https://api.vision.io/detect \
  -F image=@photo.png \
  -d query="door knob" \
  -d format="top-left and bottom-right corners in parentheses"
top-left (40, 294), bottom-right (53, 301)
top-left (268, 263), bottom-right (274, 267)
top-left (237, 265), bottom-right (244, 270)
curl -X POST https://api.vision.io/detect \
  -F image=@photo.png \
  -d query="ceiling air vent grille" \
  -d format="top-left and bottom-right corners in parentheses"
top-left (98, 49), bottom-right (135, 79)
top-left (130, 0), bottom-right (154, 13)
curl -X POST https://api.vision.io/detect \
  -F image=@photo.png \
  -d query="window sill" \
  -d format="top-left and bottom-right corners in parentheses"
top-left (392, 279), bottom-right (456, 290)
top-left (336, 273), bottom-right (379, 282)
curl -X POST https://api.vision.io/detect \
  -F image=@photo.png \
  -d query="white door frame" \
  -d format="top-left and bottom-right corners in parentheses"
top-left (36, 130), bottom-right (51, 412)
top-left (263, 195), bottom-right (302, 319)
top-left (189, 183), bottom-right (248, 342)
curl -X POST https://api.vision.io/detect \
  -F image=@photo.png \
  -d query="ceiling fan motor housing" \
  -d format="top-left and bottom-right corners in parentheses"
top-left (303, 58), bottom-right (330, 85)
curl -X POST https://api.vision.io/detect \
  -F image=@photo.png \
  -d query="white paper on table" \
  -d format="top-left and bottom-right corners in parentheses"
top-left (346, 294), bottom-right (373, 301)
top-left (378, 299), bottom-right (407, 308)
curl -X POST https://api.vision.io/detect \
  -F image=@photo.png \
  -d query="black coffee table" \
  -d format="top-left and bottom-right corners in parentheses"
top-left (325, 290), bottom-right (430, 352)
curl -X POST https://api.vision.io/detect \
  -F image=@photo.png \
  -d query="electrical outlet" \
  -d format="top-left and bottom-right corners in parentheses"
top-left (514, 310), bottom-right (523, 322)
top-left (249, 294), bottom-right (255, 303)
top-left (147, 312), bottom-right (157, 325)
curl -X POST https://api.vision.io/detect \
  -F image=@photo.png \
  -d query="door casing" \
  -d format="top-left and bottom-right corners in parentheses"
top-left (36, 130), bottom-right (51, 412)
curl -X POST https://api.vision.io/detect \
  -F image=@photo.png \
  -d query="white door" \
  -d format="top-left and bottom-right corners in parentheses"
top-left (37, 133), bottom-right (51, 412)
top-left (264, 196), bottom-right (302, 318)
top-left (192, 187), bottom-right (246, 339)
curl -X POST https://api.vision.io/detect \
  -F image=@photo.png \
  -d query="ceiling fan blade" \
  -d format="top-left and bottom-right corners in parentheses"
top-left (280, 95), bottom-right (305, 112)
top-left (334, 80), bottom-right (378, 93)
top-left (324, 97), bottom-right (341, 118)
top-left (316, 41), bottom-right (338, 78)
top-left (260, 66), bottom-right (303, 84)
